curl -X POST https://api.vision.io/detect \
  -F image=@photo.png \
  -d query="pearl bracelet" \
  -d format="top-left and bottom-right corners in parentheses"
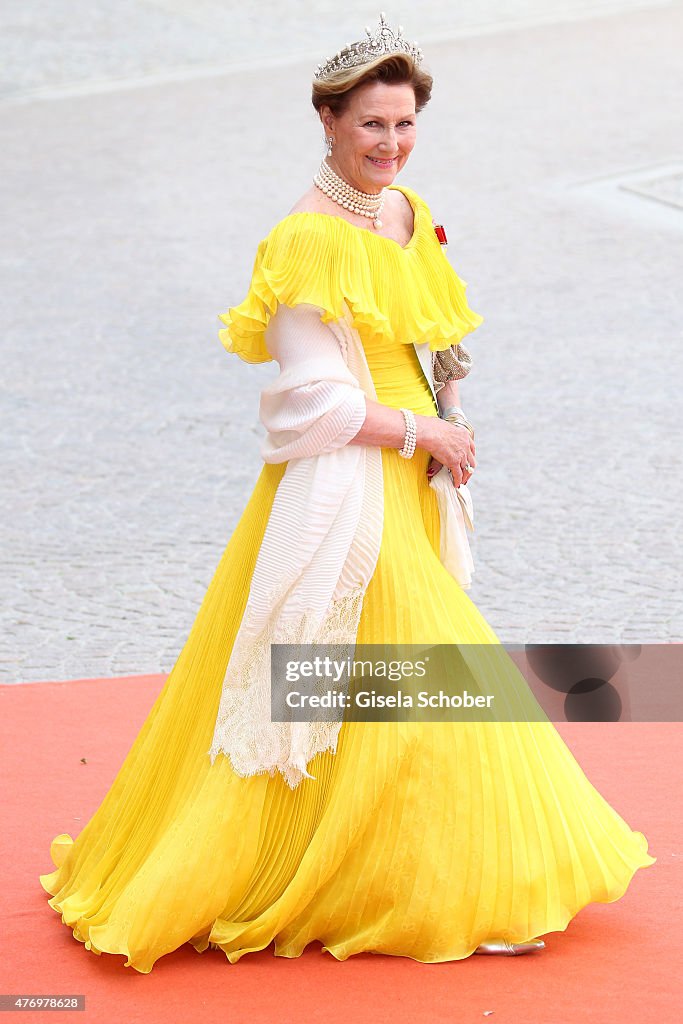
top-left (398, 407), bottom-right (417, 459)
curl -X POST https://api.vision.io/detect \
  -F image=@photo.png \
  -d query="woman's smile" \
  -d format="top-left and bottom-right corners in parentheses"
top-left (366, 155), bottom-right (397, 167)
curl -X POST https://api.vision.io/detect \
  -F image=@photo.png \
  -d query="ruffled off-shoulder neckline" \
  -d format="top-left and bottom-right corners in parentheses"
top-left (280, 183), bottom-right (421, 254)
top-left (218, 183), bottom-right (484, 364)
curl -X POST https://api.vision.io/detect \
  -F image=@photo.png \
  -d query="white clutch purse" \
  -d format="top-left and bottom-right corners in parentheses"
top-left (428, 468), bottom-right (475, 589)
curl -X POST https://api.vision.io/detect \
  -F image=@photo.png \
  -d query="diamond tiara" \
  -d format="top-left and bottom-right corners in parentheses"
top-left (314, 11), bottom-right (423, 82)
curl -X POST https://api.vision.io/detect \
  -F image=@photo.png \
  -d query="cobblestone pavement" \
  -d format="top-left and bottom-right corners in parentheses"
top-left (2, 3), bottom-right (682, 683)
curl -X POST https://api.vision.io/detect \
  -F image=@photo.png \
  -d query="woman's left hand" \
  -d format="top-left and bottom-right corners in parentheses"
top-left (427, 456), bottom-right (474, 485)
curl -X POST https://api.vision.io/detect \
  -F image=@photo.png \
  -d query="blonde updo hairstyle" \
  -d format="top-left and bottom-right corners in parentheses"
top-left (311, 52), bottom-right (433, 120)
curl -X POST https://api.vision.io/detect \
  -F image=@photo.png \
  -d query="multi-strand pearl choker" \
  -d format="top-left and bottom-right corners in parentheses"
top-left (313, 158), bottom-right (386, 229)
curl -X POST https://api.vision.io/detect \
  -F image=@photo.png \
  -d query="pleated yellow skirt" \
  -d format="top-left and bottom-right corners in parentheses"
top-left (39, 338), bottom-right (656, 973)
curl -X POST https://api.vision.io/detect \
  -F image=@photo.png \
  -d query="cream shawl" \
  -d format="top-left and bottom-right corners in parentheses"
top-left (208, 301), bottom-right (473, 788)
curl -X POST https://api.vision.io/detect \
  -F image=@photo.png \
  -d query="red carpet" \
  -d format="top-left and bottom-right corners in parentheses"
top-left (0, 674), bottom-right (677, 1023)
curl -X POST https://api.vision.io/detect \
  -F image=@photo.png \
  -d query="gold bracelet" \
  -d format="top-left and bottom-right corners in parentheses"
top-left (443, 413), bottom-right (475, 441)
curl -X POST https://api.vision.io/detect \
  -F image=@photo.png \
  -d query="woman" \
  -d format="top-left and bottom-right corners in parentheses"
top-left (39, 14), bottom-right (655, 972)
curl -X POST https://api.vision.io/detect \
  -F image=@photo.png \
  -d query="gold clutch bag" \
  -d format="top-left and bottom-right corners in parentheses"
top-left (432, 342), bottom-right (473, 385)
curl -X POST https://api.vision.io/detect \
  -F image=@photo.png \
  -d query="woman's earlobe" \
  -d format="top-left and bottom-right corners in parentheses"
top-left (321, 109), bottom-right (336, 135)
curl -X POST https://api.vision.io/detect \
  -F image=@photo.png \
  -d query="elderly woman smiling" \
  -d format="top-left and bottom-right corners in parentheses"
top-left (293, 58), bottom-right (477, 486)
top-left (40, 12), bottom-right (656, 973)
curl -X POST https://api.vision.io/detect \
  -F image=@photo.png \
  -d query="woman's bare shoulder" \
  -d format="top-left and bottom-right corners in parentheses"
top-left (286, 185), bottom-right (338, 217)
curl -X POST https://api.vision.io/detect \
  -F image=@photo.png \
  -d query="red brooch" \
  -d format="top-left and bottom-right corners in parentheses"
top-left (433, 223), bottom-right (448, 245)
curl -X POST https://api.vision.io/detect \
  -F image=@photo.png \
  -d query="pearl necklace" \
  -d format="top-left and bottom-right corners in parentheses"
top-left (313, 158), bottom-right (386, 229)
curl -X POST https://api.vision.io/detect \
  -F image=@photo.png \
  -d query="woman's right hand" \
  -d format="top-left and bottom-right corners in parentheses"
top-left (416, 415), bottom-right (476, 487)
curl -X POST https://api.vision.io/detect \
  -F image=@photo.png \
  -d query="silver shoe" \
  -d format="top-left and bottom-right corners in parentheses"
top-left (474, 938), bottom-right (546, 955)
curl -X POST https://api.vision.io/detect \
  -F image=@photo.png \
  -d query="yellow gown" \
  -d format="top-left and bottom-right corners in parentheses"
top-left (39, 184), bottom-right (656, 973)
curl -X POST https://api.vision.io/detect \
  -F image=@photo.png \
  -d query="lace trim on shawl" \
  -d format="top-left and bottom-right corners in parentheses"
top-left (207, 576), bottom-right (365, 789)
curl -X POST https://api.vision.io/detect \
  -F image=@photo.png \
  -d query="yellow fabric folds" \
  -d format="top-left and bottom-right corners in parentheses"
top-left (218, 184), bottom-right (484, 364)
top-left (39, 444), bottom-right (657, 972)
top-left (38, 186), bottom-right (656, 974)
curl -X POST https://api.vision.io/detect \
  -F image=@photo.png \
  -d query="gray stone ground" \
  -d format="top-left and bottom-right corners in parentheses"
top-left (2, 2), bottom-right (682, 683)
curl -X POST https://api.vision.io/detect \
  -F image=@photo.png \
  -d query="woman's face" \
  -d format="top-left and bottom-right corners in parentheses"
top-left (321, 81), bottom-right (417, 194)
